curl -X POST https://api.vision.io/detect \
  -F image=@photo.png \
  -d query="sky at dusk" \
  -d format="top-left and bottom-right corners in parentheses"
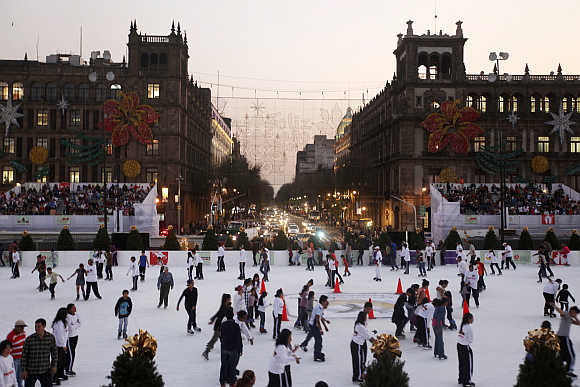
top-left (3, 0), bottom-right (580, 187)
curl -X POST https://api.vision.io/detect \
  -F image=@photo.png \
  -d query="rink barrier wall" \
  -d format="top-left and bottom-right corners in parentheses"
top-left (15, 250), bottom-right (580, 268)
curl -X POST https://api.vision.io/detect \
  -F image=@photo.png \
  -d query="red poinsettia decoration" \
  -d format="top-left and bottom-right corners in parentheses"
top-left (103, 92), bottom-right (158, 147)
top-left (421, 100), bottom-right (484, 154)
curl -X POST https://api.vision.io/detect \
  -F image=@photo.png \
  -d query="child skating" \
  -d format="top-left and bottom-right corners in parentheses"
top-left (114, 290), bottom-right (133, 339)
top-left (46, 267), bottom-right (65, 300)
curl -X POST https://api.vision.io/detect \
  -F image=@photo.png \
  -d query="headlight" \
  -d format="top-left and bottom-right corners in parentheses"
top-left (232, 236), bottom-right (237, 241)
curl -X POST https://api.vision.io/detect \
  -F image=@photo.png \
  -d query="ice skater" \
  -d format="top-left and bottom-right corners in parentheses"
top-left (138, 250), bottom-right (149, 282)
top-left (392, 290), bottom-right (409, 339)
top-left (65, 303), bottom-right (80, 377)
top-left (67, 264), bottom-right (86, 301)
top-left (390, 241), bottom-right (399, 271)
top-left (486, 249), bottom-right (502, 275)
top-left (267, 328), bottom-right (300, 387)
top-left (177, 279), bottom-right (201, 334)
top-left (31, 255), bottom-right (48, 292)
top-left (239, 247), bottom-right (247, 280)
top-left (300, 295), bottom-right (330, 362)
top-left (104, 249), bottom-right (113, 281)
top-left (157, 267), bottom-right (174, 308)
top-left (414, 300), bottom-right (434, 348)
top-left (476, 258), bottom-right (487, 291)
top-left (114, 290), bottom-right (132, 339)
top-left (272, 289), bottom-right (284, 339)
top-left (557, 284), bottom-right (576, 312)
top-left (127, 256), bottom-right (139, 291)
top-left (260, 248), bottom-right (270, 281)
top-left (219, 307), bottom-right (241, 387)
top-left (217, 243), bottom-right (226, 272)
top-left (341, 254), bottom-right (351, 276)
top-left (350, 311), bottom-right (376, 382)
top-left (84, 259), bottom-right (102, 300)
top-left (432, 298), bottom-right (447, 359)
top-left (187, 250), bottom-right (195, 281)
top-left (194, 249), bottom-right (204, 280)
top-left (425, 241), bottom-right (434, 271)
top-left (46, 267), bottom-right (65, 300)
top-left (203, 293), bottom-right (232, 360)
top-left (457, 313), bottom-right (475, 387)
top-left (502, 242), bottom-right (516, 270)
top-left (552, 303), bottom-right (580, 377)
top-left (416, 250), bottom-right (427, 277)
top-left (373, 246), bottom-right (382, 282)
top-left (258, 291), bottom-right (269, 334)
top-left (543, 278), bottom-right (562, 317)
top-left (402, 242), bottom-right (411, 274)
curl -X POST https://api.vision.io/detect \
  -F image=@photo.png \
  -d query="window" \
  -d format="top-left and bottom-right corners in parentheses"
top-left (477, 96), bottom-right (487, 113)
top-left (31, 83), bottom-right (43, 100)
top-left (147, 83), bottom-right (160, 99)
top-left (70, 110), bottom-right (81, 127)
top-left (79, 84), bottom-right (89, 101)
top-left (465, 96), bottom-right (474, 108)
top-left (428, 66), bottom-right (438, 80)
top-left (544, 97), bottom-right (550, 113)
top-left (2, 167), bottom-right (14, 184)
top-left (498, 96), bottom-right (505, 113)
top-left (36, 137), bottom-right (48, 148)
top-left (563, 98), bottom-right (569, 112)
top-left (537, 136), bottom-right (550, 153)
top-left (12, 82), bottom-right (23, 100)
top-left (110, 84), bottom-right (122, 99)
top-left (576, 97), bottom-right (580, 113)
top-left (96, 85), bottom-right (106, 101)
top-left (3, 137), bottom-right (15, 154)
top-left (69, 138), bottom-right (81, 154)
top-left (418, 65), bottom-right (427, 80)
top-left (146, 168), bottom-right (158, 183)
top-left (146, 139), bottom-right (159, 155)
top-left (63, 84), bottom-right (75, 101)
top-left (69, 167), bottom-right (80, 183)
top-left (46, 84), bottom-right (57, 102)
top-left (36, 173), bottom-right (47, 183)
top-left (101, 167), bottom-right (112, 183)
top-left (505, 136), bottom-right (517, 152)
top-left (512, 96), bottom-right (518, 112)
top-left (416, 96), bottom-right (422, 107)
top-left (473, 136), bottom-right (486, 152)
top-left (530, 96), bottom-right (536, 113)
top-left (36, 110), bottom-right (49, 126)
top-left (0, 82), bottom-right (8, 100)
top-left (571, 137), bottom-right (580, 153)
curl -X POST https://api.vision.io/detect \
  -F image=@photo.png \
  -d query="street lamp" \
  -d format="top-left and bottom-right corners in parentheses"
top-left (176, 175), bottom-right (183, 235)
top-left (488, 51), bottom-right (511, 243)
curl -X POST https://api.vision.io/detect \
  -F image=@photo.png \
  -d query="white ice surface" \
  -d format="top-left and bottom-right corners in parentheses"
top-left (1, 262), bottom-right (578, 387)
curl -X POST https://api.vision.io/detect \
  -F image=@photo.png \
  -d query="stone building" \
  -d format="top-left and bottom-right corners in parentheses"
top-left (296, 135), bottom-right (334, 175)
top-left (348, 20), bottom-right (580, 231)
top-left (0, 21), bottom-right (215, 229)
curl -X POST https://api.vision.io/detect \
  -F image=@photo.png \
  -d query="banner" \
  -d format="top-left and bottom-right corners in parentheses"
top-left (542, 214), bottom-right (555, 225)
top-left (464, 216), bottom-right (478, 224)
top-left (56, 216), bottom-right (71, 225)
top-left (513, 250), bottom-right (531, 264)
top-left (16, 216), bottom-right (30, 225)
top-left (150, 251), bottom-right (168, 266)
top-left (200, 252), bottom-right (211, 263)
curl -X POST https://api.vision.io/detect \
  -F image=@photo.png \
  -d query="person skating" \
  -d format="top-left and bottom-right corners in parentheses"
top-left (177, 279), bottom-right (201, 334)
top-left (0, 339), bottom-right (18, 387)
top-left (465, 264), bottom-right (480, 308)
top-left (31, 255), bottom-right (48, 292)
top-left (272, 289), bottom-right (284, 340)
top-left (502, 242), bottom-right (516, 270)
top-left (219, 308), bottom-right (241, 387)
top-left (476, 258), bottom-right (487, 292)
top-left (267, 328), bottom-right (300, 387)
top-left (138, 250), bottom-right (149, 282)
top-left (21, 318), bottom-right (57, 387)
top-left (46, 267), bottom-right (65, 301)
top-left (543, 278), bottom-right (561, 317)
top-left (306, 245), bottom-right (315, 271)
top-left (331, 251), bottom-right (344, 284)
top-left (414, 300), bottom-right (434, 348)
top-left (557, 284), bottom-right (576, 312)
top-left (552, 303), bottom-right (580, 377)
top-left (126, 256), bottom-right (139, 291)
top-left (84, 259), bottom-right (102, 300)
top-left (425, 241), bottom-right (434, 271)
top-left (416, 250), bottom-right (427, 277)
top-left (6, 320), bottom-right (26, 387)
top-left (486, 249), bottom-right (502, 275)
top-left (104, 249), bottom-right (113, 281)
top-left (406, 285), bottom-right (419, 332)
top-left (203, 293), bottom-right (232, 360)
top-left (294, 285), bottom-right (309, 330)
top-left (187, 250), bottom-right (195, 282)
top-left (217, 243), bottom-right (226, 272)
top-left (114, 290), bottom-right (133, 340)
top-left (392, 290), bottom-right (409, 339)
top-left (51, 308), bottom-right (68, 384)
top-left (402, 242), bottom-right (411, 274)
top-left (299, 295), bottom-right (330, 362)
top-left (373, 246), bottom-right (382, 282)
top-left (541, 241), bottom-right (555, 277)
top-left (260, 248), bottom-right (270, 281)
top-left (341, 254), bottom-right (351, 276)
top-left (194, 248), bottom-right (204, 280)
top-left (239, 247), bottom-right (247, 280)
top-left (439, 280), bottom-right (457, 330)
top-left (157, 267), bottom-right (174, 308)
top-left (457, 313), bottom-right (475, 387)
top-left (533, 246), bottom-right (549, 283)
top-left (258, 291), bottom-right (269, 334)
top-left (233, 285), bottom-right (245, 317)
top-left (94, 250), bottom-right (104, 279)
top-left (390, 241), bottom-right (399, 271)
top-left (10, 247), bottom-right (20, 279)
top-left (432, 298), bottom-right (447, 360)
top-left (65, 304), bottom-right (80, 377)
top-left (67, 264), bottom-right (86, 301)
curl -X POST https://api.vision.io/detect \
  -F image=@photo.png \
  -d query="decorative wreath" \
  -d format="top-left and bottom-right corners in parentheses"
top-left (29, 146), bottom-right (48, 165)
top-left (104, 92), bottom-right (158, 147)
top-left (421, 100), bottom-right (484, 154)
top-left (531, 156), bottom-right (549, 174)
top-left (122, 160), bottom-right (141, 178)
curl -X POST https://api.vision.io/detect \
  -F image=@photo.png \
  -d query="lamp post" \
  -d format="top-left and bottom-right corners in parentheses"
top-left (488, 51), bottom-right (511, 243)
top-left (176, 175), bottom-right (183, 235)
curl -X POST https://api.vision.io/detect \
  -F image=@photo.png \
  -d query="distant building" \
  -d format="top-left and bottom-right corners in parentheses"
top-left (334, 108), bottom-right (352, 188)
top-left (296, 135), bottom-right (334, 176)
top-left (211, 104), bottom-right (233, 167)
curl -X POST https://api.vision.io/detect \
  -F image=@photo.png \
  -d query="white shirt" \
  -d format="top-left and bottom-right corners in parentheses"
top-left (258, 296), bottom-right (269, 313)
top-left (328, 257), bottom-right (335, 270)
top-left (233, 293), bottom-right (245, 313)
top-left (309, 303), bottom-right (324, 326)
top-left (543, 281), bottom-right (559, 295)
top-left (12, 251), bottom-right (19, 263)
top-left (458, 324), bottom-right (474, 346)
top-left (194, 253), bottom-right (203, 265)
top-left (415, 302), bottom-right (435, 328)
top-left (486, 251), bottom-right (499, 264)
top-left (218, 246), bottom-right (225, 257)
top-left (465, 269), bottom-right (479, 289)
top-left (239, 249), bottom-right (246, 264)
top-left (187, 254), bottom-right (195, 267)
top-left (504, 245), bottom-right (513, 258)
top-left (375, 250), bottom-right (382, 264)
top-left (66, 313), bottom-right (81, 338)
top-left (234, 316), bottom-right (254, 342)
top-left (273, 297), bottom-right (284, 316)
top-left (352, 322), bottom-right (372, 345)
top-left (52, 321), bottom-right (68, 348)
top-left (425, 245), bottom-right (433, 256)
top-left (0, 355), bottom-right (17, 387)
top-left (268, 344), bottom-right (296, 374)
top-left (402, 247), bottom-right (411, 262)
top-left (127, 261), bottom-right (139, 277)
top-left (458, 260), bottom-right (469, 276)
top-left (85, 264), bottom-right (97, 282)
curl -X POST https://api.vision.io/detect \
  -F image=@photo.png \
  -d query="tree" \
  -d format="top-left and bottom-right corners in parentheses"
top-left (544, 228), bottom-right (561, 250)
top-left (361, 352), bottom-right (410, 387)
top-left (126, 227), bottom-right (144, 251)
top-left (519, 227), bottom-right (534, 250)
top-left (93, 225), bottom-right (111, 251)
top-left (444, 227), bottom-right (462, 250)
top-left (236, 230), bottom-right (250, 250)
top-left (162, 226), bottom-right (181, 250)
top-left (514, 346), bottom-right (572, 387)
top-left (408, 231), bottom-right (426, 251)
top-left (110, 352), bottom-right (164, 387)
top-left (56, 226), bottom-right (75, 250)
top-left (483, 226), bottom-right (501, 250)
top-left (569, 230), bottom-right (580, 251)
top-left (202, 227), bottom-right (219, 250)
top-left (19, 232), bottom-right (35, 251)
top-left (374, 232), bottom-right (392, 250)
top-left (225, 236), bottom-right (234, 248)
top-left (273, 230), bottom-right (289, 250)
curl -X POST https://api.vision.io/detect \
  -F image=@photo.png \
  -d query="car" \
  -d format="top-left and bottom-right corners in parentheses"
top-left (159, 228), bottom-right (169, 237)
top-left (287, 224), bottom-right (300, 235)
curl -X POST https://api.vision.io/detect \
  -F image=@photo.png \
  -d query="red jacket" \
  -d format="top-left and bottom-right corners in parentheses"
top-left (6, 329), bottom-right (26, 359)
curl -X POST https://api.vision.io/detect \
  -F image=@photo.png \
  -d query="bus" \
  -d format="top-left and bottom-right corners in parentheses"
top-left (308, 211), bottom-right (321, 221)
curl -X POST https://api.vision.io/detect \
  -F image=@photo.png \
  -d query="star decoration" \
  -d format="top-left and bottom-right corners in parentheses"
top-left (507, 111), bottom-right (519, 128)
top-left (56, 96), bottom-right (69, 115)
top-left (545, 103), bottom-right (576, 145)
top-left (0, 99), bottom-right (24, 136)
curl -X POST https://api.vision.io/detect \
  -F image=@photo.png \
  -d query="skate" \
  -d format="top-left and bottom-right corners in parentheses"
top-left (187, 329), bottom-right (194, 335)
top-left (202, 351), bottom-right (209, 360)
top-left (117, 332), bottom-right (122, 340)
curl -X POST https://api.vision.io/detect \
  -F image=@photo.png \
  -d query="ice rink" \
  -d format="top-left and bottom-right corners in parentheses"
top-left (1, 260), bottom-right (578, 386)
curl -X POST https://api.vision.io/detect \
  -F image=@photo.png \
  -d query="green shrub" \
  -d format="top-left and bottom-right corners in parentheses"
top-left (19, 232), bottom-right (35, 251)
top-left (515, 346), bottom-right (571, 387)
top-left (110, 352), bottom-right (164, 387)
top-left (93, 226), bottom-right (111, 251)
top-left (518, 227), bottom-right (534, 250)
top-left (362, 352), bottom-right (409, 387)
top-left (568, 230), bottom-right (580, 251)
top-left (162, 227), bottom-right (181, 250)
top-left (126, 227), bottom-right (144, 251)
top-left (544, 228), bottom-right (561, 250)
top-left (202, 227), bottom-right (219, 250)
top-left (444, 228), bottom-right (462, 250)
top-left (273, 230), bottom-right (289, 250)
top-left (56, 227), bottom-right (75, 250)
top-left (483, 227), bottom-right (501, 250)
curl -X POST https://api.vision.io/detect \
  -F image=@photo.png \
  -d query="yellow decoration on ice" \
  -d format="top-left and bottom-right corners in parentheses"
top-left (122, 329), bottom-right (158, 358)
top-left (122, 160), bottom-right (141, 178)
top-left (531, 156), bottom-right (549, 174)
top-left (370, 334), bottom-right (402, 358)
top-left (29, 146), bottom-right (48, 165)
top-left (523, 328), bottom-right (560, 354)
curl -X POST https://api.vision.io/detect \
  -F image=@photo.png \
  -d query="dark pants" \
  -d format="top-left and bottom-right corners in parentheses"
top-left (196, 263), bottom-right (204, 279)
top-left (505, 256), bottom-right (516, 270)
top-left (414, 317), bottom-right (427, 346)
top-left (469, 287), bottom-right (479, 307)
top-left (446, 306), bottom-right (456, 329)
top-left (273, 313), bottom-right (282, 339)
top-left (267, 370), bottom-right (290, 387)
top-left (457, 343), bottom-right (473, 384)
top-left (54, 346), bottom-right (66, 381)
top-left (538, 263), bottom-right (547, 281)
top-left (186, 307), bottom-right (197, 330)
top-left (477, 273), bottom-right (485, 291)
top-left (259, 311), bottom-right (266, 330)
top-left (188, 265), bottom-right (194, 281)
top-left (12, 262), bottom-right (20, 278)
top-left (561, 301), bottom-right (569, 311)
top-left (301, 323), bottom-right (323, 358)
top-left (490, 263), bottom-right (502, 275)
top-left (418, 262), bottom-right (426, 276)
top-left (543, 292), bottom-right (555, 315)
top-left (357, 251), bottom-right (363, 265)
top-left (559, 336), bottom-right (576, 372)
top-left (433, 324), bottom-right (445, 356)
top-left (394, 316), bottom-right (408, 336)
top-left (139, 266), bottom-right (146, 281)
top-left (350, 341), bottom-right (367, 381)
top-left (49, 283), bottom-right (57, 298)
top-left (404, 260), bottom-right (410, 274)
top-left (239, 262), bottom-right (245, 279)
top-left (24, 371), bottom-right (52, 387)
top-left (219, 349), bottom-right (239, 385)
top-left (217, 256), bottom-right (225, 271)
top-left (440, 251), bottom-right (446, 265)
top-left (307, 257), bottom-right (314, 271)
top-left (96, 262), bottom-right (103, 278)
top-left (546, 263), bottom-right (554, 277)
top-left (66, 336), bottom-right (78, 372)
top-left (204, 330), bottom-right (220, 355)
top-left (132, 276), bottom-right (138, 290)
top-left (252, 252), bottom-right (257, 266)
top-left (390, 254), bottom-right (398, 270)
top-left (335, 270), bottom-right (344, 283)
top-left (158, 284), bottom-right (170, 307)
top-left (105, 264), bottom-right (113, 280)
top-left (84, 281), bottom-right (101, 299)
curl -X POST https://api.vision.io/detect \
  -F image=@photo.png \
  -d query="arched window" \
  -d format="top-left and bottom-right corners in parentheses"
top-left (140, 53), bottom-right (149, 68)
top-left (563, 97), bottom-right (569, 112)
top-left (96, 84), bottom-right (106, 101)
top-left (0, 82), bottom-right (8, 100)
top-left (465, 95), bottom-right (474, 107)
top-left (79, 84), bottom-right (89, 102)
top-left (429, 53), bottom-right (440, 80)
top-left (31, 82), bottom-right (44, 101)
top-left (110, 84), bottom-right (122, 99)
top-left (46, 83), bottom-right (57, 102)
top-left (12, 82), bottom-right (23, 100)
top-left (477, 95), bottom-right (487, 113)
top-left (417, 52), bottom-right (428, 80)
top-left (544, 96), bottom-right (550, 113)
top-left (511, 96), bottom-right (518, 112)
top-left (441, 53), bottom-right (452, 79)
top-left (498, 95), bottom-right (506, 113)
top-left (64, 84), bottom-right (75, 101)
top-left (576, 97), bottom-right (580, 113)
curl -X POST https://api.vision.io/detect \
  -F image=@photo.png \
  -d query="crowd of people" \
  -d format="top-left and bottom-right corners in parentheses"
top-left (437, 183), bottom-right (580, 215)
top-left (0, 184), bottom-right (151, 216)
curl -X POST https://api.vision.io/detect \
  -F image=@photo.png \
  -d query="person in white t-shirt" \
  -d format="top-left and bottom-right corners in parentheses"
top-left (402, 242), bottom-right (411, 275)
top-left (457, 313), bottom-right (475, 386)
top-left (65, 304), bottom-right (81, 377)
top-left (126, 256), bottom-right (139, 291)
top-left (414, 301), bottom-right (435, 348)
top-left (502, 242), bottom-right (516, 270)
top-left (350, 311), bottom-right (376, 382)
top-left (238, 248), bottom-right (247, 280)
top-left (0, 340), bottom-right (17, 387)
top-left (267, 328), bottom-right (300, 387)
top-left (10, 248), bottom-right (20, 279)
top-left (272, 289), bottom-right (285, 340)
top-left (299, 295), bottom-right (330, 362)
top-left (425, 242), bottom-right (434, 271)
top-left (194, 249), bottom-right (204, 280)
top-left (217, 244), bottom-right (226, 272)
top-left (373, 247), bottom-right (382, 282)
top-left (84, 259), bottom-right (101, 300)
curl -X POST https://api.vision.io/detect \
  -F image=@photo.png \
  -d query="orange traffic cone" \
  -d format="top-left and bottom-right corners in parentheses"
top-left (260, 279), bottom-right (266, 295)
top-left (281, 296), bottom-right (289, 321)
top-left (396, 278), bottom-right (403, 294)
top-left (425, 287), bottom-right (431, 301)
top-left (462, 299), bottom-right (470, 316)
top-left (367, 298), bottom-right (375, 319)
top-left (333, 278), bottom-right (342, 293)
